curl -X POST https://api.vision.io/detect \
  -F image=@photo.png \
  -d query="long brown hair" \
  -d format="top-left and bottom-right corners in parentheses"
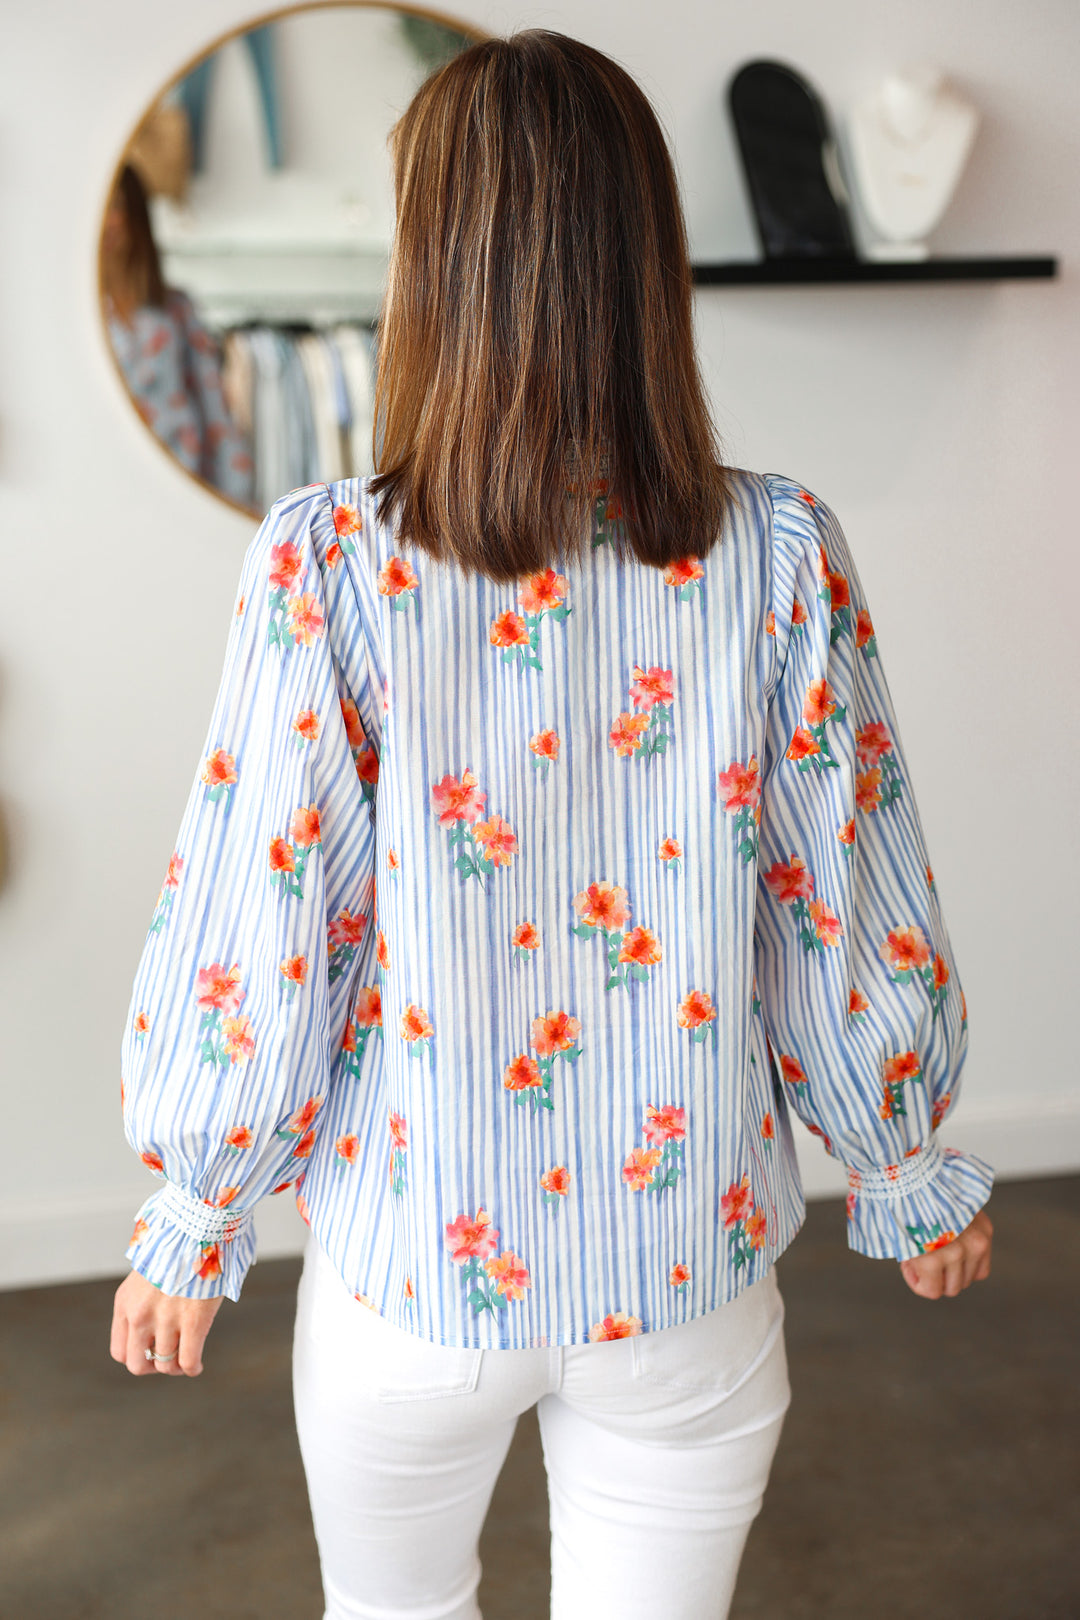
top-left (372, 30), bottom-right (730, 581)
top-left (101, 164), bottom-right (167, 322)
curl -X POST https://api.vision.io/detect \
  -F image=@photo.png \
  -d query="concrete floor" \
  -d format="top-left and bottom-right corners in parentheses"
top-left (2, 1176), bottom-right (1077, 1619)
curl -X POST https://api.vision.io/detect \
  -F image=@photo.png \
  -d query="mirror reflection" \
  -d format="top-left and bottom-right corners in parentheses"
top-left (99, 4), bottom-right (476, 514)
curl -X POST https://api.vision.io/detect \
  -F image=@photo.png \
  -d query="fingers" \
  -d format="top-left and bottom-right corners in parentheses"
top-left (899, 1206), bottom-right (994, 1300)
top-left (178, 1313), bottom-right (211, 1377)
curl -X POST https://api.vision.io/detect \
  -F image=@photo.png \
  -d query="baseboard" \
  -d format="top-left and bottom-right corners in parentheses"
top-left (3, 1099), bottom-right (1077, 1291)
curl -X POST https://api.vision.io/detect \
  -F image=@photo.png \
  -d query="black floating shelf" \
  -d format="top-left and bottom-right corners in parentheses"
top-left (691, 255), bottom-right (1058, 286)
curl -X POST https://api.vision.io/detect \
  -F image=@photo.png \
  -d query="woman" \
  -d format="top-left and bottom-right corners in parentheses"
top-left (102, 163), bottom-right (255, 508)
top-left (111, 32), bottom-right (992, 1620)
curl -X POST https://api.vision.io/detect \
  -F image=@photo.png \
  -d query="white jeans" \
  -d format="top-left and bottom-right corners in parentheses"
top-left (292, 1236), bottom-right (790, 1620)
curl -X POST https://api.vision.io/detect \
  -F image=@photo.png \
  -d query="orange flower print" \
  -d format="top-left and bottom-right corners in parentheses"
top-left (761, 1112), bottom-right (775, 1142)
top-left (431, 769), bottom-right (486, 827)
top-left (224, 1125), bottom-right (253, 1155)
top-left (129, 1218), bottom-right (149, 1247)
top-left (838, 817), bottom-right (856, 850)
top-left (622, 1147), bottom-right (663, 1191)
top-left (374, 929), bottom-right (390, 975)
top-left (613, 664), bottom-right (675, 760)
top-left (540, 1166), bottom-right (570, 1204)
top-left (786, 727), bottom-right (821, 764)
top-left (132, 1010), bottom-right (149, 1037)
top-left (194, 963), bottom-right (247, 1069)
top-left (531, 1010), bottom-right (582, 1056)
top-left (445, 1207), bottom-right (499, 1263)
top-left (791, 597), bottom-right (808, 632)
top-left (794, 679), bottom-right (845, 772)
top-left (404, 1276), bottom-right (415, 1304)
top-left (717, 756), bottom-right (761, 861)
top-left (485, 1250), bottom-right (533, 1302)
top-left (961, 990), bottom-right (968, 1028)
top-left (473, 814), bottom-right (518, 868)
top-left (879, 924), bottom-right (947, 1015)
top-left (721, 1174), bottom-right (762, 1270)
top-left (882, 1050), bottom-right (923, 1118)
top-left (400, 1003), bottom-right (434, 1054)
top-left (664, 556), bottom-right (704, 602)
top-left (327, 908), bottom-right (367, 985)
top-left (388, 1110), bottom-right (408, 1192)
top-left (906, 1221), bottom-right (957, 1254)
top-left (619, 926), bottom-right (662, 967)
top-left (269, 837), bottom-right (295, 876)
top-left (657, 837), bottom-right (683, 875)
top-left (856, 722), bottom-right (901, 808)
top-left (201, 747), bottom-right (238, 805)
top-left (149, 850), bottom-right (184, 934)
top-left (849, 986), bottom-right (870, 1023)
top-left (573, 881), bottom-right (631, 932)
top-left (589, 1312), bottom-right (643, 1342)
top-left (221, 1014), bottom-right (256, 1065)
top-left (669, 1262), bottom-right (692, 1290)
top-left (140, 1149), bottom-right (165, 1174)
top-left (519, 567), bottom-right (569, 614)
top-left (643, 1104), bottom-right (687, 1145)
top-left (677, 989), bottom-right (717, 1044)
top-left (236, 594), bottom-right (245, 617)
top-left (490, 608), bottom-right (533, 668)
top-left (286, 592), bottom-right (325, 648)
top-left (511, 1011), bottom-right (583, 1112)
top-left (765, 855), bottom-right (833, 955)
top-left (340, 698), bottom-right (365, 752)
top-left (333, 503), bottom-right (361, 540)
top-left (204, 1185), bottom-right (240, 1210)
top-left (445, 1208), bottom-right (527, 1318)
top-left (846, 1188), bottom-right (858, 1222)
top-left (269, 541), bottom-right (302, 593)
top-left (608, 711), bottom-right (650, 757)
top-left (855, 608), bottom-right (877, 657)
top-left (325, 542), bottom-right (342, 570)
top-left (195, 1243), bottom-right (223, 1281)
top-left (828, 570), bottom-right (850, 613)
top-left (926, 863), bottom-right (936, 890)
top-left (277, 1094), bottom-right (325, 1140)
top-left (354, 742), bottom-right (379, 798)
top-left (528, 727), bottom-right (560, 778)
top-left (378, 555), bottom-right (419, 609)
top-left (341, 985), bottom-right (383, 1076)
top-left (291, 805), bottom-right (321, 846)
top-left (512, 920), bottom-right (540, 962)
top-left (856, 769), bottom-right (883, 815)
top-left (809, 900), bottom-right (844, 948)
top-left (293, 709), bottom-right (320, 744)
top-left (503, 1053), bottom-right (543, 1093)
top-left (296, 1191), bottom-right (312, 1227)
top-left (931, 1091), bottom-right (952, 1130)
top-left (800, 490), bottom-right (817, 508)
top-left (280, 954), bottom-right (308, 1000)
top-left (335, 1133), bottom-right (360, 1173)
top-left (765, 610), bottom-right (776, 636)
top-left (779, 1053), bottom-right (809, 1093)
top-left (293, 1128), bottom-right (317, 1160)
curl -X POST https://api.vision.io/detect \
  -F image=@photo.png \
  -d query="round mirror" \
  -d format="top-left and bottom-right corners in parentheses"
top-left (98, 2), bottom-right (481, 517)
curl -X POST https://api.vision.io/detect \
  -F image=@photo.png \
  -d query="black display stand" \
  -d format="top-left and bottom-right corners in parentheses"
top-left (691, 256), bottom-right (1058, 286)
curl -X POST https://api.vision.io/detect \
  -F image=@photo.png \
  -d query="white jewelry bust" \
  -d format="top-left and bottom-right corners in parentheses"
top-left (846, 66), bottom-right (979, 260)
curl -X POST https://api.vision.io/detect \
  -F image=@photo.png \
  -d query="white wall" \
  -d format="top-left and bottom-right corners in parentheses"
top-left (2, 0), bottom-right (1077, 1290)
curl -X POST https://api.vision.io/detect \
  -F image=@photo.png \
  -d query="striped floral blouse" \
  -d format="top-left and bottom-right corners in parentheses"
top-left (120, 470), bottom-right (993, 1348)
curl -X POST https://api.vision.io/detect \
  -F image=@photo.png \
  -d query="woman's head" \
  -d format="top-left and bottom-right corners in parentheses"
top-left (101, 164), bottom-right (166, 321)
top-left (373, 30), bottom-right (729, 580)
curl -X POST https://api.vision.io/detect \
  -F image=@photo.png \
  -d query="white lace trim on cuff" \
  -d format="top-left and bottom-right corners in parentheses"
top-left (159, 1180), bottom-right (252, 1244)
top-left (847, 1137), bottom-right (944, 1201)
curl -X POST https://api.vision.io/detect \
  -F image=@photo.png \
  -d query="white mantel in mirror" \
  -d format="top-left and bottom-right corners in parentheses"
top-left (101, 3), bottom-right (479, 514)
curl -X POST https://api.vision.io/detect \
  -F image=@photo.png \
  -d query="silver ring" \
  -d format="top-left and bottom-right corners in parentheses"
top-left (144, 1347), bottom-right (178, 1362)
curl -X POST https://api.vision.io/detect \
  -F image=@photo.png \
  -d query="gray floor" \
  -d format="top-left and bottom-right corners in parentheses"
top-left (2, 1176), bottom-right (1077, 1619)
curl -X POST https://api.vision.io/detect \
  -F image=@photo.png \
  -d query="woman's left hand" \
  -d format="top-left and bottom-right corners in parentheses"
top-left (110, 1268), bottom-right (224, 1376)
top-left (899, 1209), bottom-right (993, 1299)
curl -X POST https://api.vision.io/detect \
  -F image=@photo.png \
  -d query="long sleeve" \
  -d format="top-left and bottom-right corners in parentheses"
top-left (755, 476), bottom-right (993, 1260)
top-left (121, 486), bottom-right (377, 1299)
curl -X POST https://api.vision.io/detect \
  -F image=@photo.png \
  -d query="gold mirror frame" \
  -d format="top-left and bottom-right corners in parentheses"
top-left (98, 0), bottom-right (487, 519)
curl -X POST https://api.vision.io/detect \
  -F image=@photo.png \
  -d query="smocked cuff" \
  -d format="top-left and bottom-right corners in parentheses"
top-left (125, 1181), bottom-right (257, 1301)
top-left (844, 1140), bottom-right (994, 1261)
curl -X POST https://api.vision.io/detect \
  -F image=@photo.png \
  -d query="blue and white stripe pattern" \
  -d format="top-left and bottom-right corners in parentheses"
top-left (121, 470), bottom-right (993, 1347)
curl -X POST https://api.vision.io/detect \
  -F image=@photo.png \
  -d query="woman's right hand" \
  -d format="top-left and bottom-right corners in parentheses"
top-left (110, 1268), bottom-right (224, 1376)
top-left (898, 1209), bottom-right (993, 1300)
